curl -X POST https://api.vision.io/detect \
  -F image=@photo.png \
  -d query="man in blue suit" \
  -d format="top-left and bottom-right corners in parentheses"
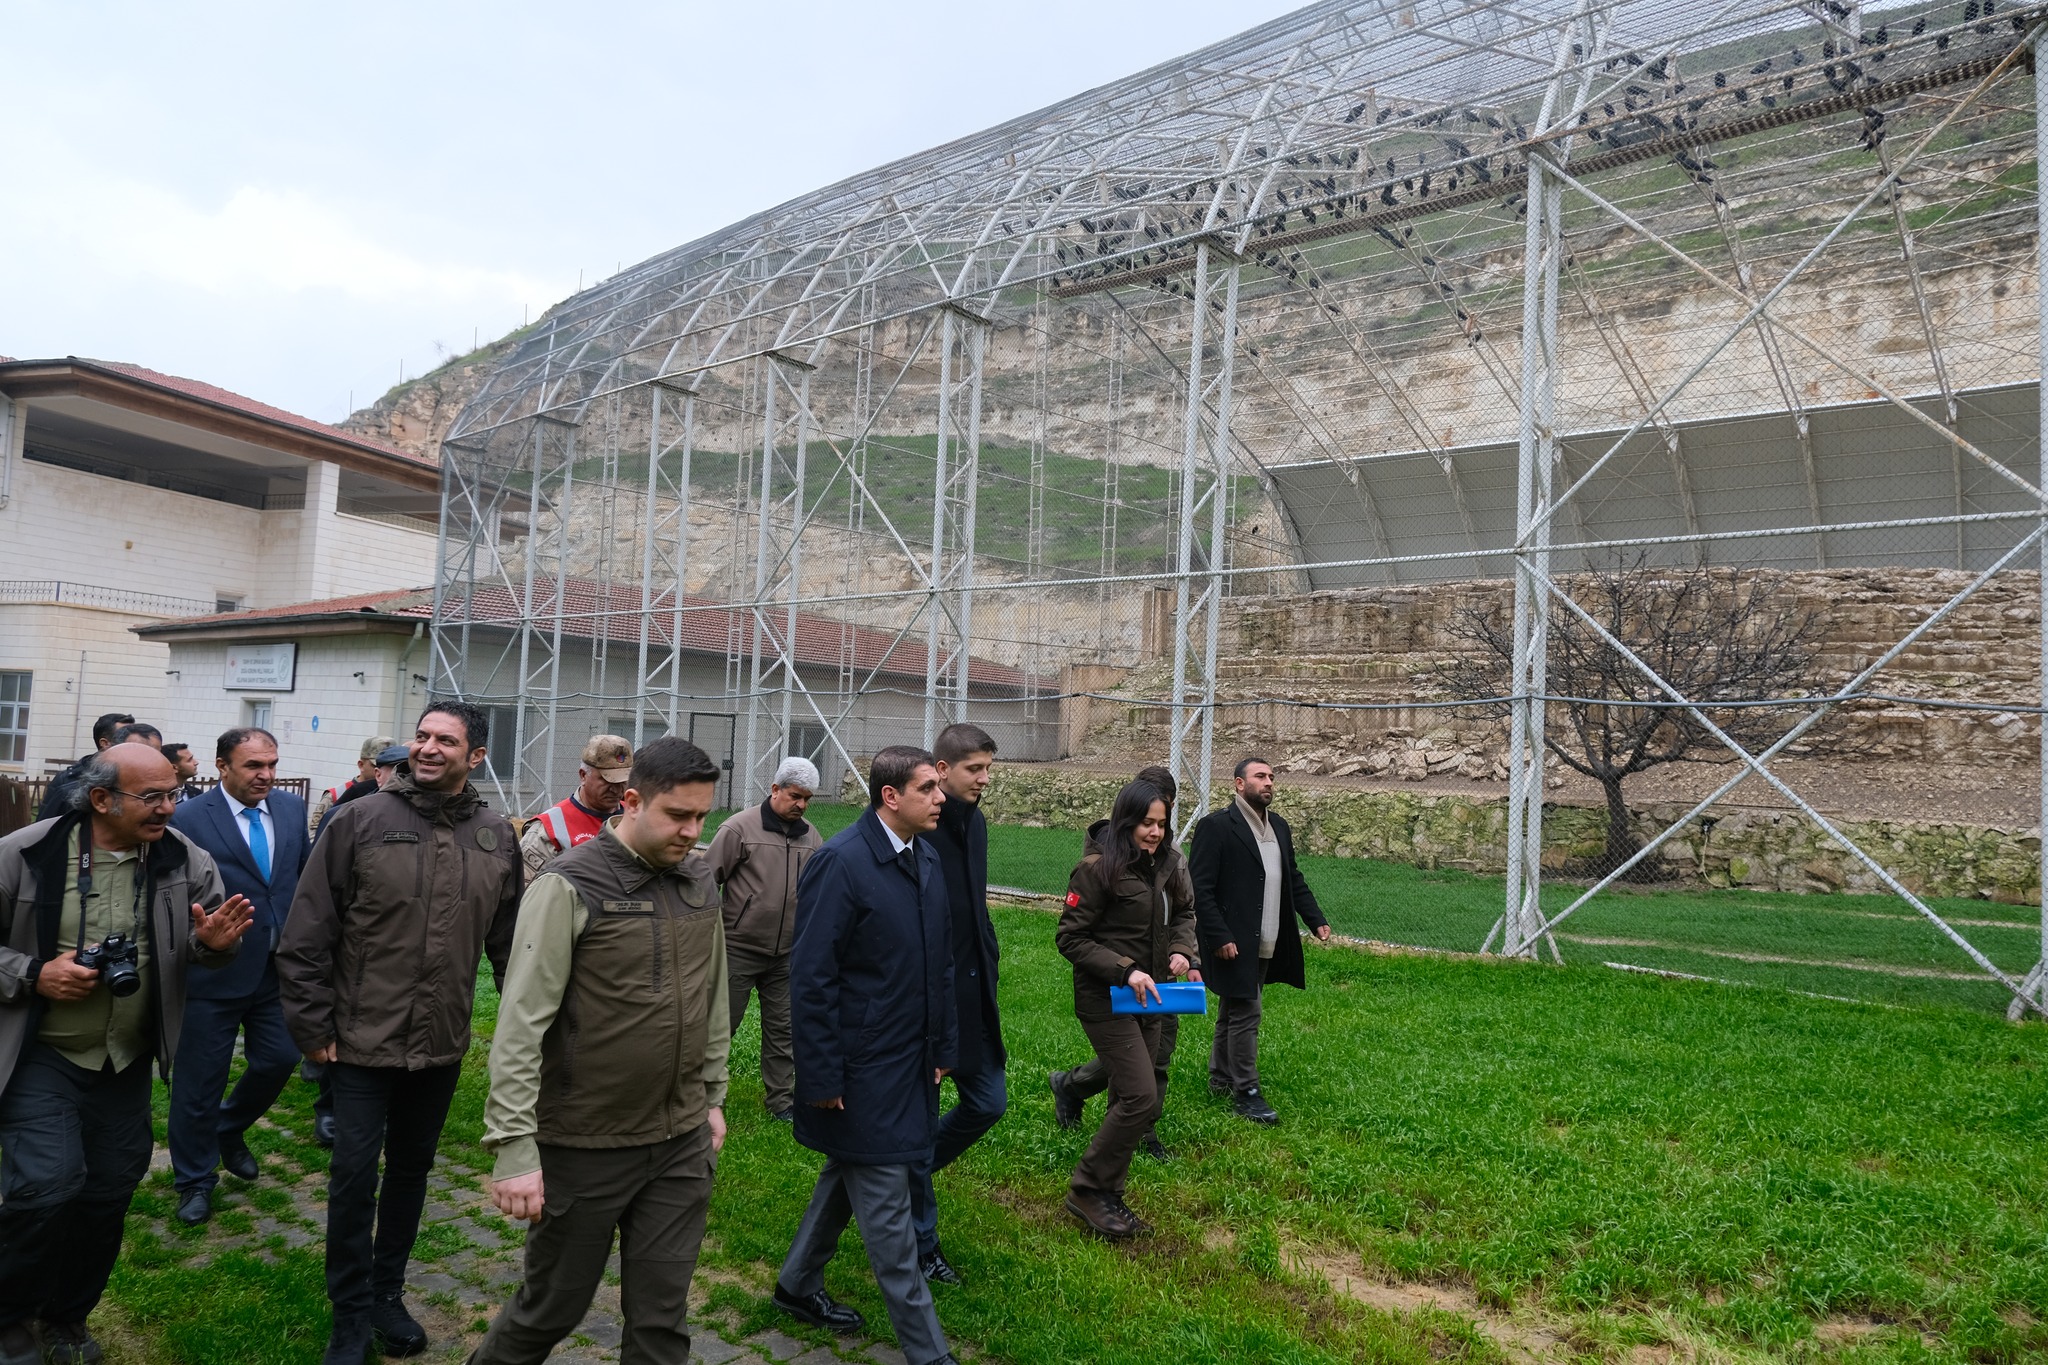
top-left (773, 745), bottom-right (960, 1365)
top-left (166, 727), bottom-right (309, 1225)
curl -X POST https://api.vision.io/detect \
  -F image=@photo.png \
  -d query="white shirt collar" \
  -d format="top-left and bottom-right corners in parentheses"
top-left (223, 790), bottom-right (269, 818)
top-left (877, 817), bottom-right (915, 855)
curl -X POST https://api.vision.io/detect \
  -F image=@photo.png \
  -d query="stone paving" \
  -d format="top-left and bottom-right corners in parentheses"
top-left (147, 1126), bottom-right (934, 1365)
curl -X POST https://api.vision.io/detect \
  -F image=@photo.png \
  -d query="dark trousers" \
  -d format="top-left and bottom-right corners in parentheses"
top-left (471, 1124), bottom-right (716, 1365)
top-left (325, 1061), bottom-right (462, 1316)
top-left (1069, 1016), bottom-right (1163, 1199)
top-left (1210, 959), bottom-right (1270, 1092)
top-left (726, 942), bottom-right (794, 1115)
top-left (1067, 1014), bottom-right (1178, 1125)
top-left (908, 1063), bottom-right (1008, 1258)
top-left (779, 1159), bottom-right (949, 1365)
top-left (168, 971), bottom-right (300, 1193)
top-left (0, 1044), bottom-right (153, 1329)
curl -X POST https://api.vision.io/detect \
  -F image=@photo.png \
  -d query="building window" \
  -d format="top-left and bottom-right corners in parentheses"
top-left (479, 705), bottom-right (519, 777)
top-left (0, 672), bottom-right (28, 766)
top-left (215, 596), bottom-right (245, 614)
top-left (244, 699), bottom-right (273, 731)
top-left (788, 722), bottom-right (828, 765)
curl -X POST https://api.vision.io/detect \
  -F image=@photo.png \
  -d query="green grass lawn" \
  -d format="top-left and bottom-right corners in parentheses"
top-left (103, 803), bottom-right (2048, 1363)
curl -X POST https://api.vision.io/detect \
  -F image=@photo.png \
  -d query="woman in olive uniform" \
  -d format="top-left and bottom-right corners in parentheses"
top-left (1054, 780), bottom-right (1198, 1239)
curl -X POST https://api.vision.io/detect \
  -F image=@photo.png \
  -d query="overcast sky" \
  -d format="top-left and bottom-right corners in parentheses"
top-left (2, 1), bottom-right (1303, 422)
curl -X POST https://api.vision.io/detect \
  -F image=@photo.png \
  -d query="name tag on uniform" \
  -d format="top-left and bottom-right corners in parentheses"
top-left (381, 832), bottom-right (420, 844)
top-left (600, 899), bottom-right (655, 916)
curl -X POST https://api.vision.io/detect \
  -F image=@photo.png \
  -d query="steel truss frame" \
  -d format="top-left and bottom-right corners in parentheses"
top-left (432, 0), bottom-right (2048, 1015)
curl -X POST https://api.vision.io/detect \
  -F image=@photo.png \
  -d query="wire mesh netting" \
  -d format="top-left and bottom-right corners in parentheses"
top-left (432, 0), bottom-right (2048, 1014)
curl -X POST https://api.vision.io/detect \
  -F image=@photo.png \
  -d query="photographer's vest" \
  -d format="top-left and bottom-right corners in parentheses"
top-left (538, 831), bottom-right (721, 1147)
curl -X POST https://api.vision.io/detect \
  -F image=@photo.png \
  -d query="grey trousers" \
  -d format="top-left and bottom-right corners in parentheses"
top-left (470, 1124), bottom-right (716, 1365)
top-left (726, 941), bottom-right (794, 1114)
top-left (1209, 959), bottom-right (1270, 1092)
top-left (778, 1159), bottom-right (949, 1365)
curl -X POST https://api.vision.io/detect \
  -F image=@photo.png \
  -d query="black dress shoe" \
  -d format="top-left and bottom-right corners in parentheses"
top-left (321, 1311), bottom-right (373, 1365)
top-left (314, 1113), bottom-right (337, 1148)
top-left (37, 1321), bottom-right (101, 1365)
top-left (1140, 1133), bottom-right (1171, 1162)
top-left (772, 1284), bottom-right (865, 1334)
top-left (174, 1189), bottom-right (211, 1226)
top-left (921, 1248), bottom-right (964, 1285)
top-left (219, 1132), bottom-right (260, 1181)
top-left (0, 1321), bottom-right (37, 1365)
top-left (1048, 1070), bottom-right (1083, 1129)
top-left (1234, 1086), bottom-right (1279, 1125)
top-left (370, 1292), bottom-right (427, 1357)
top-left (1064, 1189), bottom-right (1136, 1240)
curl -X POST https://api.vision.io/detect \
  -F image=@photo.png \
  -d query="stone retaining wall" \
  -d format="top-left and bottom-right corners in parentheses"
top-left (976, 764), bottom-right (2042, 905)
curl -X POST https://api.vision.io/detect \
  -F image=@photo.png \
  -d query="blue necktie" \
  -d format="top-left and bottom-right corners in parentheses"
top-left (243, 807), bottom-right (272, 882)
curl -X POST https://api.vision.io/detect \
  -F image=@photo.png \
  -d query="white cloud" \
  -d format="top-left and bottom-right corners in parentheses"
top-left (32, 169), bottom-right (556, 305)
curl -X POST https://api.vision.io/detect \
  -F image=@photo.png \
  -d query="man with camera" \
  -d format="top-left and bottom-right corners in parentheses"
top-left (0, 743), bottom-right (254, 1365)
top-left (166, 727), bottom-right (310, 1226)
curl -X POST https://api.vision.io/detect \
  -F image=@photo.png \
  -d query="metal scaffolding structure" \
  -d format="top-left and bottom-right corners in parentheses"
top-left (432, 0), bottom-right (2048, 1015)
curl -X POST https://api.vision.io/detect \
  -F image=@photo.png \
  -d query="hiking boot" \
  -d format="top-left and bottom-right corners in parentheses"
top-left (1108, 1194), bottom-right (1153, 1236)
top-left (321, 1312), bottom-right (372, 1365)
top-left (1140, 1132), bottom-right (1171, 1162)
top-left (370, 1292), bottom-right (427, 1357)
top-left (1064, 1188), bottom-right (1137, 1239)
top-left (1234, 1086), bottom-right (1279, 1125)
top-left (1048, 1070), bottom-right (1083, 1129)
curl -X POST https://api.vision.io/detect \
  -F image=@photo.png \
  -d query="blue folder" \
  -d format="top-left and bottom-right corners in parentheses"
top-left (1109, 981), bottom-right (1209, 1015)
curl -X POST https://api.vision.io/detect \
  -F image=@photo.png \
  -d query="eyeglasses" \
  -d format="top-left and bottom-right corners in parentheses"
top-left (111, 789), bottom-right (179, 809)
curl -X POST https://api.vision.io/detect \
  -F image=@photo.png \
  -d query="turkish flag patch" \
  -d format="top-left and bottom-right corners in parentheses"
top-left (1065, 891), bottom-right (1081, 908)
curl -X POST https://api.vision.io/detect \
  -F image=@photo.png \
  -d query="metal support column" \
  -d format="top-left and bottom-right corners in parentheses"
top-left (924, 304), bottom-right (989, 742)
top-left (1167, 242), bottom-right (1241, 839)
top-left (2015, 39), bottom-right (2048, 1019)
top-left (742, 366), bottom-right (778, 808)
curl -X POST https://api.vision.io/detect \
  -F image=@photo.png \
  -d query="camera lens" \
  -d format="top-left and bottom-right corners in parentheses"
top-left (102, 959), bottom-right (142, 998)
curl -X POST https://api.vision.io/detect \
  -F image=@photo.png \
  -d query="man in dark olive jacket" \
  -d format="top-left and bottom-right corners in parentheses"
top-left (1189, 756), bottom-right (1329, 1126)
top-left (279, 702), bottom-right (522, 1365)
top-left (773, 746), bottom-right (960, 1365)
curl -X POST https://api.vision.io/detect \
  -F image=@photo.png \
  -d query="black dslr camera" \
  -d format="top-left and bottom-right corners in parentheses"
top-left (76, 935), bottom-right (142, 998)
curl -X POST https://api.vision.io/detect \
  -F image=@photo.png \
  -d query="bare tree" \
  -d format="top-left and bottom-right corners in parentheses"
top-left (1441, 558), bottom-right (1831, 878)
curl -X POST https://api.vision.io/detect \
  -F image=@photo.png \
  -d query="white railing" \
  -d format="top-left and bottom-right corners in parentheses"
top-left (0, 580), bottom-right (218, 617)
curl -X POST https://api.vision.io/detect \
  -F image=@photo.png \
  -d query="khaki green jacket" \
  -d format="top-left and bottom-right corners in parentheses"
top-left (483, 826), bottom-right (730, 1181)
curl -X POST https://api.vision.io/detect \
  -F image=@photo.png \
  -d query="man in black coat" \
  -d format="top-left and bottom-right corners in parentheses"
top-left (908, 722), bottom-right (1005, 1287)
top-left (774, 746), bottom-right (960, 1365)
top-left (1189, 756), bottom-right (1330, 1125)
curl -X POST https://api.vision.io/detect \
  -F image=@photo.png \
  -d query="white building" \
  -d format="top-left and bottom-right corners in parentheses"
top-left (0, 356), bottom-right (442, 776)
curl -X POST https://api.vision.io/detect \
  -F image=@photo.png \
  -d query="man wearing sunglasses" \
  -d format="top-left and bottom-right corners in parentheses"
top-left (0, 743), bottom-right (255, 1365)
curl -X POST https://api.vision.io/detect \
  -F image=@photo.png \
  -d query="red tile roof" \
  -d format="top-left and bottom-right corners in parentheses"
top-left (138, 580), bottom-right (1034, 691)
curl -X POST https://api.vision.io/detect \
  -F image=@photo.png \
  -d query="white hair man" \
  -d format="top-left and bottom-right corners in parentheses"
top-left (705, 757), bottom-right (822, 1121)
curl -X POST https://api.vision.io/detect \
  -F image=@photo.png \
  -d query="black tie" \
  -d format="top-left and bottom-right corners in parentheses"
top-left (898, 845), bottom-right (918, 885)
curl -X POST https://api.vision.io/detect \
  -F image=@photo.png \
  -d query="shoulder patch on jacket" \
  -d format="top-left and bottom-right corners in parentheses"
top-left (1065, 891), bottom-right (1081, 908)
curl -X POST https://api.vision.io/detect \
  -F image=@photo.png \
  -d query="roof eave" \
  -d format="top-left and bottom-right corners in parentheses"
top-left (0, 359), bottom-right (440, 495)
